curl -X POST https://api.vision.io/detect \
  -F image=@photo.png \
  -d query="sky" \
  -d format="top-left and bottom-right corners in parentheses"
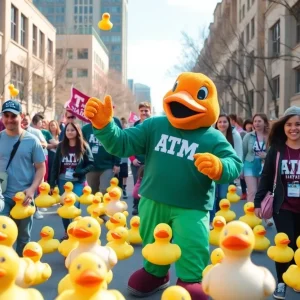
top-left (127, 0), bottom-right (220, 113)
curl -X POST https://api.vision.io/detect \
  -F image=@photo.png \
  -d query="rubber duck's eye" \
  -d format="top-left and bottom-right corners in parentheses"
top-left (0, 257), bottom-right (5, 263)
top-left (224, 230), bottom-right (228, 236)
top-left (197, 86), bottom-right (209, 100)
top-left (77, 264), bottom-right (81, 270)
top-left (88, 223), bottom-right (91, 228)
top-left (245, 230), bottom-right (249, 235)
top-left (172, 80), bottom-right (178, 92)
top-left (2, 224), bottom-right (6, 229)
top-left (98, 264), bottom-right (101, 269)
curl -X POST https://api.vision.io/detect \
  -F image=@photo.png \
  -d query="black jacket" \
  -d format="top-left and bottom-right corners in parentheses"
top-left (49, 143), bottom-right (94, 188)
top-left (254, 145), bottom-right (285, 214)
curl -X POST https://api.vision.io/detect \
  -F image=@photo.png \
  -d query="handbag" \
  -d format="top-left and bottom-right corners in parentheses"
top-left (260, 151), bottom-right (280, 219)
top-left (0, 131), bottom-right (25, 193)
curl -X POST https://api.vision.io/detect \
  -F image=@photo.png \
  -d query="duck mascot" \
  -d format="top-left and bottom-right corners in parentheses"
top-left (84, 72), bottom-right (242, 299)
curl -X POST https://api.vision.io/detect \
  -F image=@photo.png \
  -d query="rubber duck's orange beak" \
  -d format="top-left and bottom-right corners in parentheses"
top-left (214, 220), bottom-right (225, 228)
top-left (132, 222), bottom-right (140, 227)
top-left (23, 249), bottom-right (38, 257)
top-left (230, 187), bottom-right (236, 192)
top-left (110, 217), bottom-right (119, 224)
top-left (64, 185), bottom-right (71, 190)
top-left (0, 269), bottom-right (7, 277)
top-left (68, 228), bottom-right (73, 236)
top-left (73, 227), bottom-right (92, 238)
top-left (0, 232), bottom-right (7, 241)
top-left (280, 239), bottom-right (290, 245)
top-left (221, 204), bottom-right (230, 209)
top-left (64, 198), bottom-right (73, 204)
top-left (222, 235), bottom-right (251, 250)
top-left (40, 232), bottom-right (49, 238)
top-left (155, 230), bottom-right (169, 239)
top-left (217, 258), bottom-right (223, 263)
top-left (83, 187), bottom-right (89, 193)
top-left (109, 191), bottom-right (117, 198)
top-left (111, 232), bottom-right (121, 239)
top-left (39, 186), bottom-right (45, 192)
top-left (13, 196), bottom-right (21, 202)
top-left (247, 207), bottom-right (255, 212)
top-left (257, 230), bottom-right (266, 236)
top-left (75, 270), bottom-right (103, 286)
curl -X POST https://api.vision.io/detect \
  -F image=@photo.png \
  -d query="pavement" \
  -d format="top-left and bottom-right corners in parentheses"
top-left (28, 176), bottom-right (299, 300)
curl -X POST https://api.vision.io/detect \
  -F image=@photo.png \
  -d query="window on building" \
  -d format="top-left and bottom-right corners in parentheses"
top-left (272, 21), bottom-right (280, 55)
top-left (32, 25), bottom-right (37, 56)
top-left (111, 44), bottom-right (121, 52)
top-left (48, 39), bottom-right (53, 66)
top-left (20, 14), bottom-right (27, 48)
top-left (246, 24), bottom-right (250, 43)
top-left (272, 76), bottom-right (280, 99)
top-left (251, 17), bottom-right (255, 39)
top-left (11, 5), bottom-right (17, 41)
top-left (242, 4), bottom-right (245, 18)
top-left (239, 8), bottom-right (242, 22)
top-left (247, 0), bottom-right (251, 10)
top-left (252, 0), bottom-right (255, 4)
top-left (248, 90), bottom-right (254, 109)
top-left (77, 69), bottom-right (88, 77)
top-left (47, 81), bottom-right (53, 107)
top-left (39, 31), bottom-right (44, 60)
top-left (11, 62), bottom-right (25, 100)
top-left (248, 51), bottom-right (255, 74)
top-left (111, 25), bottom-right (121, 32)
top-left (295, 68), bottom-right (300, 93)
top-left (66, 69), bottom-right (73, 78)
top-left (32, 74), bottom-right (44, 105)
top-left (111, 6), bottom-right (121, 13)
top-left (111, 35), bottom-right (121, 43)
top-left (78, 48), bottom-right (88, 59)
top-left (56, 48), bottom-right (63, 59)
top-left (66, 48), bottom-right (73, 59)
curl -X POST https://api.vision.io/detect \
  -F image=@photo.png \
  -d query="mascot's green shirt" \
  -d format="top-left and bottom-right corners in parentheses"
top-left (93, 116), bottom-right (242, 211)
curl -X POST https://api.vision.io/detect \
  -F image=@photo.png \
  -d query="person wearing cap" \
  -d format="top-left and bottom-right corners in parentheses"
top-left (254, 106), bottom-right (300, 300)
top-left (0, 100), bottom-right (45, 256)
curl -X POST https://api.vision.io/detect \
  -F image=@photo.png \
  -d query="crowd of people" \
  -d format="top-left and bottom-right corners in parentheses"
top-left (0, 94), bottom-right (299, 299)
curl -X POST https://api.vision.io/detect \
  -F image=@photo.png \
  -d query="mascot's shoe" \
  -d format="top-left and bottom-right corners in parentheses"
top-left (128, 268), bottom-right (170, 296)
top-left (176, 278), bottom-right (209, 300)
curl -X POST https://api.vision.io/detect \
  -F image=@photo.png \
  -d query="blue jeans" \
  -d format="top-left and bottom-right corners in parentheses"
top-left (0, 197), bottom-right (33, 256)
top-left (58, 179), bottom-right (84, 231)
top-left (210, 183), bottom-right (229, 222)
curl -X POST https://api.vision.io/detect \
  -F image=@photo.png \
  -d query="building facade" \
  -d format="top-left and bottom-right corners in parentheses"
top-left (134, 83), bottom-right (151, 104)
top-left (201, 0), bottom-right (300, 119)
top-left (100, 0), bottom-right (128, 84)
top-left (55, 28), bottom-right (109, 118)
top-left (0, 0), bottom-right (56, 119)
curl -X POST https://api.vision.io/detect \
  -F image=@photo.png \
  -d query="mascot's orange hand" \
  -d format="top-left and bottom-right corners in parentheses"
top-left (84, 95), bottom-right (113, 129)
top-left (194, 153), bottom-right (223, 181)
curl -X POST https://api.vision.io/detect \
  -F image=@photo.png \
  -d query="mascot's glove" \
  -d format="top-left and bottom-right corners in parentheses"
top-left (194, 153), bottom-right (223, 181)
top-left (84, 95), bottom-right (113, 129)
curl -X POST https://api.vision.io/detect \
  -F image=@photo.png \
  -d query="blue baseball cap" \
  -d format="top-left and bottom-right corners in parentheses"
top-left (1, 100), bottom-right (22, 115)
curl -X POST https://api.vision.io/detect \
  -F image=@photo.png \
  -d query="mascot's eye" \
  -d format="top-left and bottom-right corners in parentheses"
top-left (98, 264), bottom-right (101, 269)
top-left (197, 87), bottom-right (208, 100)
top-left (0, 257), bottom-right (5, 263)
top-left (172, 80), bottom-right (178, 92)
top-left (77, 264), bottom-right (81, 270)
top-left (245, 230), bottom-right (249, 235)
top-left (224, 230), bottom-right (228, 236)
top-left (2, 224), bottom-right (6, 229)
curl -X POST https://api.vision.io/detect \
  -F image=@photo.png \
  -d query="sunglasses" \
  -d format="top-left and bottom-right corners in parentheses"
top-left (67, 116), bottom-right (76, 119)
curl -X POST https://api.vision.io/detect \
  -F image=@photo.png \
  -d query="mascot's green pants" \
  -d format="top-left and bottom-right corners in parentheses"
top-left (139, 196), bottom-right (210, 282)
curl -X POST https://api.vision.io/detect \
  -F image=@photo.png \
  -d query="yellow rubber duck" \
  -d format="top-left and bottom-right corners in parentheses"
top-left (98, 12), bottom-right (113, 31)
top-left (57, 194), bottom-right (81, 219)
top-left (105, 187), bottom-right (128, 217)
top-left (56, 253), bottom-right (125, 300)
top-left (0, 245), bottom-right (43, 299)
top-left (202, 248), bottom-right (225, 277)
top-left (215, 199), bottom-right (236, 222)
top-left (8, 83), bottom-right (19, 98)
top-left (253, 225), bottom-right (270, 251)
top-left (60, 182), bottom-right (79, 204)
top-left (35, 182), bottom-right (56, 208)
top-left (106, 177), bottom-right (121, 193)
top-left (52, 187), bottom-right (61, 204)
top-left (161, 286), bottom-right (191, 300)
top-left (226, 185), bottom-right (240, 203)
top-left (37, 226), bottom-right (60, 254)
top-left (106, 212), bottom-right (128, 242)
top-left (58, 221), bottom-right (79, 257)
top-left (10, 192), bottom-right (35, 219)
top-left (142, 223), bottom-right (181, 265)
top-left (87, 193), bottom-right (104, 216)
top-left (202, 221), bottom-right (276, 300)
top-left (239, 202), bottom-right (262, 229)
top-left (209, 216), bottom-right (226, 246)
top-left (267, 233), bottom-right (294, 263)
top-left (283, 248), bottom-right (300, 290)
top-left (128, 216), bottom-right (142, 244)
top-left (106, 227), bottom-right (134, 260)
top-left (90, 209), bottom-right (104, 225)
top-left (23, 242), bottom-right (52, 285)
top-left (79, 186), bottom-right (94, 205)
top-left (297, 236), bottom-right (300, 248)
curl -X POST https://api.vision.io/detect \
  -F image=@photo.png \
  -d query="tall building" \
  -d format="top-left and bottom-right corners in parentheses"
top-left (134, 83), bottom-right (151, 104)
top-left (127, 78), bottom-right (134, 93)
top-left (0, 0), bottom-right (56, 119)
top-left (100, 0), bottom-right (128, 84)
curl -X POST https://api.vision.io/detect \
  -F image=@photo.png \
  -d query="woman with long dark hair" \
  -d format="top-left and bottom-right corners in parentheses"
top-left (254, 107), bottom-right (300, 299)
top-left (49, 122), bottom-right (94, 240)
